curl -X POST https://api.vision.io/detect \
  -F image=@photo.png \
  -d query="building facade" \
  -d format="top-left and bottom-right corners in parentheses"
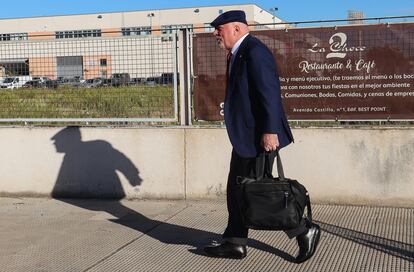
top-left (0, 4), bottom-right (282, 80)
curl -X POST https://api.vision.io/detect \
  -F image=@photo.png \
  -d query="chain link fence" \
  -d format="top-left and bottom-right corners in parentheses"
top-left (0, 30), bottom-right (179, 123)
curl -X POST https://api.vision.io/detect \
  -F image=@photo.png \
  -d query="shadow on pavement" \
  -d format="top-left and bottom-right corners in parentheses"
top-left (316, 220), bottom-right (414, 262)
top-left (50, 127), bottom-right (296, 262)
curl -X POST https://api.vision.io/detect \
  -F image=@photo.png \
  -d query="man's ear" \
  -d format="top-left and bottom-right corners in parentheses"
top-left (234, 24), bottom-right (241, 33)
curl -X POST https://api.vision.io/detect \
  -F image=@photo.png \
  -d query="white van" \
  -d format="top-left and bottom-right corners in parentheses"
top-left (0, 76), bottom-right (31, 89)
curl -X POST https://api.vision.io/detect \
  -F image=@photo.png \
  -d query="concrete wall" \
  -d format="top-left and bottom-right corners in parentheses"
top-left (0, 127), bottom-right (413, 207)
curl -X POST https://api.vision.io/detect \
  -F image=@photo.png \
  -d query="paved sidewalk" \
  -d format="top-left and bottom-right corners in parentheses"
top-left (0, 197), bottom-right (412, 272)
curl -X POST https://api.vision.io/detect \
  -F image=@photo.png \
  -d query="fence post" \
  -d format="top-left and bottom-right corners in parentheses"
top-left (178, 29), bottom-right (191, 125)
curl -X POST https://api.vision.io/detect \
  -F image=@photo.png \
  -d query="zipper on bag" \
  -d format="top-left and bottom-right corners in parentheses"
top-left (284, 191), bottom-right (289, 208)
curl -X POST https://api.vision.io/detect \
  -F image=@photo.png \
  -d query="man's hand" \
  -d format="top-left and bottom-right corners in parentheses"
top-left (261, 133), bottom-right (279, 152)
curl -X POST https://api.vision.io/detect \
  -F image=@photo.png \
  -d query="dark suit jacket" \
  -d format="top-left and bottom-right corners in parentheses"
top-left (224, 34), bottom-right (294, 158)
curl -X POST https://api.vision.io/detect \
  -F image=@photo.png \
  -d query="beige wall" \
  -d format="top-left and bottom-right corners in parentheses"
top-left (29, 57), bottom-right (56, 79)
top-left (83, 55), bottom-right (112, 79)
top-left (193, 24), bottom-right (205, 34)
top-left (151, 26), bottom-right (162, 35)
top-left (0, 128), bottom-right (185, 199)
top-left (185, 128), bottom-right (414, 207)
top-left (247, 21), bottom-right (256, 31)
top-left (0, 127), bottom-right (412, 207)
top-left (280, 128), bottom-right (414, 206)
top-left (28, 31), bottom-right (55, 41)
top-left (101, 28), bottom-right (121, 37)
top-left (253, 5), bottom-right (285, 29)
top-left (0, 4), bottom-right (278, 34)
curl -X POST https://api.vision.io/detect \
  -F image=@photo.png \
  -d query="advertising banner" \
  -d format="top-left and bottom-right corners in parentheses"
top-left (193, 23), bottom-right (414, 120)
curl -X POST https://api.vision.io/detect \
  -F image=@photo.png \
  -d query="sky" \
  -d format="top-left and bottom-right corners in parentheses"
top-left (0, 0), bottom-right (413, 23)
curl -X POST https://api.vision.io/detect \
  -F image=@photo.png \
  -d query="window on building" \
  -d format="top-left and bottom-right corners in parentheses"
top-left (122, 27), bottom-right (152, 36)
top-left (255, 24), bottom-right (269, 30)
top-left (0, 60), bottom-right (30, 76)
top-left (0, 33), bottom-right (28, 42)
top-left (161, 25), bottom-right (173, 35)
top-left (161, 24), bottom-right (193, 35)
top-left (204, 23), bottom-right (214, 33)
top-left (55, 29), bottom-right (101, 39)
top-left (100, 59), bottom-right (107, 67)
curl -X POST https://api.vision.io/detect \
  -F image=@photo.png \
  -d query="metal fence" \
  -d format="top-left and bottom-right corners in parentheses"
top-left (0, 30), bottom-right (180, 123)
top-left (193, 16), bottom-right (414, 122)
top-left (0, 16), bottom-right (413, 125)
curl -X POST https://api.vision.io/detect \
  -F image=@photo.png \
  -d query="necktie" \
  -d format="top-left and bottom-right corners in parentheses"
top-left (226, 51), bottom-right (232, 83)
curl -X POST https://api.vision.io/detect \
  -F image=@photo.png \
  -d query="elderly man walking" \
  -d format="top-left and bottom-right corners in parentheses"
top-left (203, 10), bottom-right (320, 263)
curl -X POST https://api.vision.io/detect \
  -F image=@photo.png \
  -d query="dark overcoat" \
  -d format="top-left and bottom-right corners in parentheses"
top-left (224, 34), bottom-right (294, 157)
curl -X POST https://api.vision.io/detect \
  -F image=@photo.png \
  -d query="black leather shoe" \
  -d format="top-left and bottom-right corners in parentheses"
top-left (296, 223), bottom-right (321, 263)
top-left (204, 241), bottom-right (247, 259)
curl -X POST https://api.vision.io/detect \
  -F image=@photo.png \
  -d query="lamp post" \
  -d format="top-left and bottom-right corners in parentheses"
top-left (269, 7), bottom-right (278, 29)
top-left (147, 13), bottom-right (155, 27)
top-left (147, 13), bottom-right (155, 78)
top-left (97, 15), bottom-right (103, 78)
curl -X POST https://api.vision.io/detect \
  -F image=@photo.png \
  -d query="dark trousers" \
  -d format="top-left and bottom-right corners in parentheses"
top-left (223, 149), bottom-right (307, 244)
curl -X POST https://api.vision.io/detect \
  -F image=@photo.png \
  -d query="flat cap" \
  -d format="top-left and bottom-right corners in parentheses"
top-left (210, 10), bottom-right (247, 28)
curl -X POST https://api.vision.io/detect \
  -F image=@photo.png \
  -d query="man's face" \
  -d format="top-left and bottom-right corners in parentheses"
top-left (213, 23), bottom-right (238, 50)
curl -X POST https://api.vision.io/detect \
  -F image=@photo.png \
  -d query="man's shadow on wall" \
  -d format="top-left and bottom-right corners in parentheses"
top-left (51, 127), bottom-right (294, 260)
